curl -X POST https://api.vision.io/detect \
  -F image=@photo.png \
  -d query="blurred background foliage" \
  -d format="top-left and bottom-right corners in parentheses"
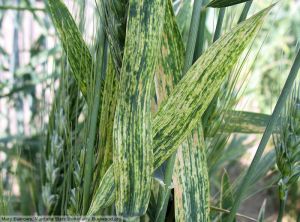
top-left (0, 0), bottom-right (299, 220)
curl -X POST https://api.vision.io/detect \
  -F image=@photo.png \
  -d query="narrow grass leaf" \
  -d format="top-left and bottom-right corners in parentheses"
top-left (221, 111), bottom-right (271, 134)
top-left (94, 58), bottom-right (118, 183)
top-left (183, 0), bottom-right (203, 73)
top-left (238, 1), bottom-right (253, 23)
top-left (174, 128), bottom-right (210, 222)
top-left (213, 7), bottom-right (226, 42)
top-left (97, 0), bottom-right (127, 74)
top-left (258, 200), bottom-right (266, 222)
top-left (207, 0), bottom-right (252, 8)
top-left (82, 39), bottom-right (108, 215)
top-left (88, 166), bottom-right (115, 216)
top-left (154, 1), bottom-right (185, 221)
top-left (47, 0), bottom-right (93, 98)
top-left (220, 171), bottom-right (235, 222)
top-left (113, 0), bottom-right (166, 217)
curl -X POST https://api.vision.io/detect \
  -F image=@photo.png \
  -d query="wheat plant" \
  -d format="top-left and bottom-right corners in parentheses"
top-left (1, 0), bottom-right (300, 221)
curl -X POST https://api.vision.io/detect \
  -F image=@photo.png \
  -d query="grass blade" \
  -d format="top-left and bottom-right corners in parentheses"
top-left (97, 0), bottom-right (127, 74)
top-left (174, 128), bottom-right (210, 222)
top-left (153, 1), bottom-right (184, 221)
top-left (113, 0), bottom-right (166, 217)
top-left (221, 111), bottom-right (271, 134)
top-left (220, 171), bottom-right (235, 222)
top-left (258, 200), bottom-right (267, 222)
top-left (47, 0), bottom-right (93, 98)
top-left (183, 0), bottom-right (204, 73)
top-left (94, 58), bottom-right (118, 184)
top-left (0, 5), bottom-right (45, 11)
top-left (227, 47), bottom-right (300, 222)
top-left (213, 8), bottom-right (226, 42)
top-left (82, 39), bottom-right (108, 215)
top-left (88, 166), bottom-right (115, 216)
top-left (193, 0), bottom-right (208, 60)
top-left (207, 0), bottom-right (252, 8)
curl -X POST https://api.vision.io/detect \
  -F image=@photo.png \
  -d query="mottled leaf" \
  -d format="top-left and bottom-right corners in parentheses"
top-left (174, 127), bottom-right (210, 222)
top-left (94, 58), bottom-right (118, 184)
top-left (47, 0), bottom-right (93, 98)
top-left (97, 0), bottom-right (127, 74)
top-left (113, 0), bottom-right (166, 217)
top-left (152, 7), bottom-right (270, 168)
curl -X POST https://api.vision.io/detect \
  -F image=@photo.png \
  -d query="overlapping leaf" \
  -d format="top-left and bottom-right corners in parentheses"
top-left (207, 0), bottom-right (252, 8)
top-left (113, 0), bottom-right (166, 217)
top-left (88, 6), bottom-right (270, 214)
top-left (97, 0), bottom-right (128, 74)
top-left (47, 0), bottom-right (93, 98)
top-left (152, 7), bottom-right (270, 168)
top-left (174, 128), bottom-right (210, 222)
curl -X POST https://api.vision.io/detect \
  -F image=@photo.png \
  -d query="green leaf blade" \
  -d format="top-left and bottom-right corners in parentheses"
top-left (152, 7), bottom-right (270, 168)
top-left (207, 0), bottom-right (252, 8)
top-left (47, 0), bottom-right (93, 98)
top-left (174, 128), bottom-right (210, 222)
top-left (113, 0), bottom-right (166, 217)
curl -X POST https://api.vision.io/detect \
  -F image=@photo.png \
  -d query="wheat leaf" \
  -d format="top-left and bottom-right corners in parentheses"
top-left (221, 111), bottom-right (271, 134)
top-left (88, 166), bottom-right (115, 215)
top-left (220, 171), bottom-right (235, 222)
top-left (258, 200), bottom-right (267, 222)
top-left (94, 57), bottom-right (118, 183)
top-left (97, 0), bottom-right (127, 74)
top-left (47, 0), bottom-right (93, 98)
top-left (207, 0), bottom-right (252, 8)
top-left (113, 0), bottom-right (166, 217)
top-left (152, 6), bottom-right (270, 168)
top-left (174, 128), bottom-right (210, 222)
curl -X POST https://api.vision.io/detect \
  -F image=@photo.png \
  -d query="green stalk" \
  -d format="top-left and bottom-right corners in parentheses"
top-left (277, 187), bottom-right (287, 222)
top-left (155, 154), bottom-right (176, 222)
top-left (82, 39), bottom-right (108, 215)
top-left (193, 0), bottom-right (208, 60)
top-left (277, 198), bottom-right (286, 222)
top-left (183, 0), bottom-right (204, 73)
top-left (213, 8), bottom-right (226, 42)
top-left (238, 1), bottom-right (253, 23)
top-left (227, 49), bottom-right (300, 222)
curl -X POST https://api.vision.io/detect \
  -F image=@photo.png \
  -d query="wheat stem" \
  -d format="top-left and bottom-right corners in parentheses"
top-left (238, 1), bottom-right (253, 23)
top-left (183, 0), bottom-right (204, 73)
top-left (213, 8), bottom-right (226, 42)
top-left (82, 37), bottom-right (108, 215)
